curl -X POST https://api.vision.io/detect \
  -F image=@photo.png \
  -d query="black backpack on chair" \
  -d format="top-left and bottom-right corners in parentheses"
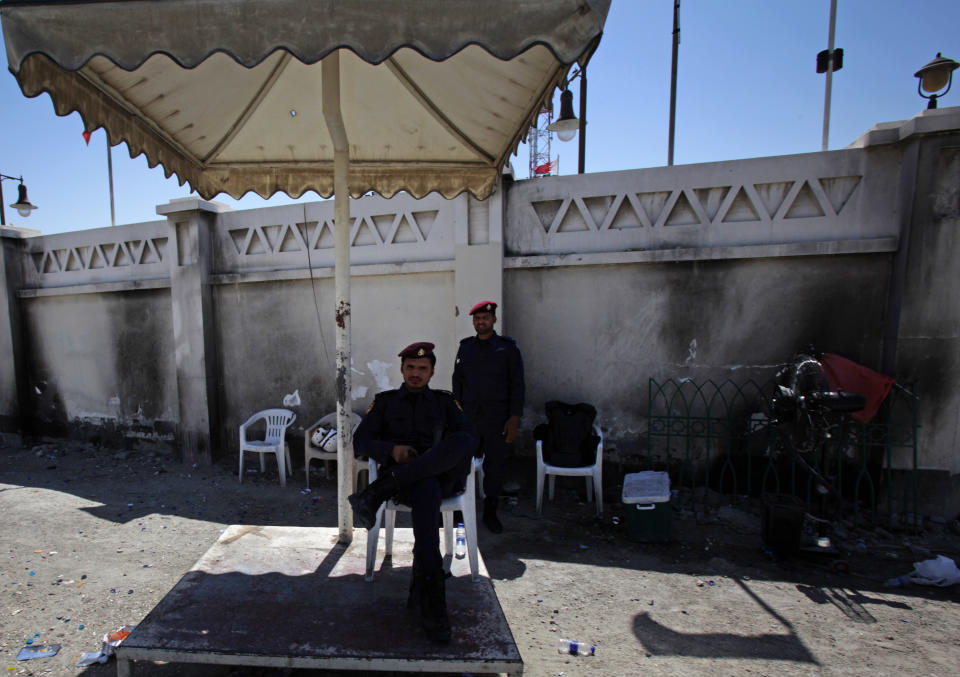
top-left (533, 401), bottom-right (600, 468)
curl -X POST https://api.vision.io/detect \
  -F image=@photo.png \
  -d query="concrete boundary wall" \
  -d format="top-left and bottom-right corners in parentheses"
top-left (504, 146), bottom-right (899, 256)
top-left (2, 109), bottom-right (959, 514)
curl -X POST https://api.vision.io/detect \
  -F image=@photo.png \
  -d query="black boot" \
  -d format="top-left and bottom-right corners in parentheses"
top-left (483, 496), bottom-right (503, 533)
top-left (348, 473), bottom-right (400, 529)
top-left (419, 572), bottom-right (451, 643)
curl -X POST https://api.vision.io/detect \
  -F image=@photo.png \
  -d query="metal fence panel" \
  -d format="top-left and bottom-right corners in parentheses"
top-left (646, 378), bottom-right (919, 529)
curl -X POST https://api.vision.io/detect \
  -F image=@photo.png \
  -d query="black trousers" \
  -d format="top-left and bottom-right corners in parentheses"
top-left (391, 431), bottom-right (475, 574)
top-left (473, 412), bottom-right (509, 500)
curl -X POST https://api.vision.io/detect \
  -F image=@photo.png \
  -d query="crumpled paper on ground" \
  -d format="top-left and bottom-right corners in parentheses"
top-left (76, 624), bottom-right (136, 666)
top-left (908, 555), bottom-right (960, 586)
top-left (282, 389), bottom-right (301, 407)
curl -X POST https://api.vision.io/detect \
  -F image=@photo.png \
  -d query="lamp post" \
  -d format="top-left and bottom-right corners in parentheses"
top-left (545, 65), bottom-right (588, 173)
top-left (914, 53), bottom-right (959, 109)
top-left (817, 0), bottom-right (843, 152)
top-left (0, 174), bottom-right (38, 226)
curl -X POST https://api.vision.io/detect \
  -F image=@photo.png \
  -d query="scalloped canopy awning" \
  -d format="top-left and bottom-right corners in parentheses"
top-left (2, 0), bottom-right (609, 200)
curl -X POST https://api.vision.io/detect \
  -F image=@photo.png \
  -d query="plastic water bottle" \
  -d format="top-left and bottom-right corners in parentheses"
top-left (557, 639), bottom-right (595, 656)
top-left (455, 523), bottom-right (466, 559)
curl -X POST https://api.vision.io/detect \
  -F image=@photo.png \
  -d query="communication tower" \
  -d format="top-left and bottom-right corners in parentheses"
top-left (527, 105), bottom-right (555, 178)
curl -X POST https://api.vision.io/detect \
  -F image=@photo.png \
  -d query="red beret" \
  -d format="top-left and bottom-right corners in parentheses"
top-left (469, 301), bottom-right (497, 315)
top-left (398, 341), bottom-right (435, 359)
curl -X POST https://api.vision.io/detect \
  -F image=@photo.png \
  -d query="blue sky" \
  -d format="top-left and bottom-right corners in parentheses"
top-left (1, 0), bottom-right (958, 235)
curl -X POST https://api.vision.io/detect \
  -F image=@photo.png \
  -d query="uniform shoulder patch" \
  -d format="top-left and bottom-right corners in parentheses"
top-left (368, 389), bottom-right (397, 412)
top-left (433, 389), bottom-right (463, 411)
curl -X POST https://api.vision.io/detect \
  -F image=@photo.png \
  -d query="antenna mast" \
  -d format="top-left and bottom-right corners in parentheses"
top-left (527, 105), bottom-right (554, 178)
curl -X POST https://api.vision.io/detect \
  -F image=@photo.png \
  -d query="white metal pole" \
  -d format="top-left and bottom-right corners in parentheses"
top-left (322, 51), bottom-right (354, 545)
top-left (821, 0), bottom-right (838, 152)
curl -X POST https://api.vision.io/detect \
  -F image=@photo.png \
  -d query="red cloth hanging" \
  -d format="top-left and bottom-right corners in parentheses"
top-left (820, 353), bottom-right (895, 423)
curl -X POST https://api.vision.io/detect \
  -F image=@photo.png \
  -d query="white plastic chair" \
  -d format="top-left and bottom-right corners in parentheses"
top-left (238, 408), bottom-right (297, 487)
top-left (474, 455), bottom-right (485, 500)
top-left (365, 457), bottom-right (480, 582)
top-left (536, 423), bottom-right (603, 516)
top-left (304, 411), bottom-right (364, 490)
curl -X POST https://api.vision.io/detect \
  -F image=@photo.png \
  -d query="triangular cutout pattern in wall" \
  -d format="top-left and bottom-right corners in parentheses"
top-left (527, 174), bottom-right (861, 236)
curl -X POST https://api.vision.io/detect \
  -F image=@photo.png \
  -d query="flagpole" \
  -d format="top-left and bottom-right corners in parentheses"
top-left (107, 138), bottom-right (116, 226)
top-left (668, 0), bottom-right (680, 166)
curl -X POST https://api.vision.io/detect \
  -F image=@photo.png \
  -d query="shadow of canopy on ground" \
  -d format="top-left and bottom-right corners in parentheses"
top-left (5, 439), bottom-right (960, 676)
top-left (0, 442), bottom-right (332, 528)
top-left (5, 441), bottom-right (960, 593)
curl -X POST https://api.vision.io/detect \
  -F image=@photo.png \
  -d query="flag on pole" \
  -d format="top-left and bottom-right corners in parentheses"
top-left (81, 128), bottom-right (117, 226)
top-left (533, 160), bottom-right (552, 175)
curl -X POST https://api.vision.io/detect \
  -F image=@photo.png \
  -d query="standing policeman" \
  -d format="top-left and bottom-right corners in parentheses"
top-left (348, 341), bottom-right (476, 643)
top-left (453, 301), bottom-right (525, 533)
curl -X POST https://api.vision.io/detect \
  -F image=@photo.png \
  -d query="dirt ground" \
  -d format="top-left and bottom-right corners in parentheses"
top-left (2, 437), bottom-right (960, 677)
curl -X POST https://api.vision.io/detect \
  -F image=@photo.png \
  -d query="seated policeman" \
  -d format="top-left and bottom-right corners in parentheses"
top-left (348, 341), bottom-right (477, 643)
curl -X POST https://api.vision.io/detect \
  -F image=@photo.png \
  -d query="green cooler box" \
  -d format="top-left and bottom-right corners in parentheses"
top-left (622, 471), bottom-right (672, 542)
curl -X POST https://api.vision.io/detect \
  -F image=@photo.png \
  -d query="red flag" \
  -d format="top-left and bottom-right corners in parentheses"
top-left (534, 161), bottom-right (552, 175)
top-left (820, 353), bottom-right (895, 423)
top-left (82, 130), bottom-right (92, 145)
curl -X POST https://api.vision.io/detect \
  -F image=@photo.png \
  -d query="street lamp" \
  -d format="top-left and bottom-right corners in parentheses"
top-left (546, 88), bottom-right (578, 142)
top-left (0, 174), bottom-right (38, 225)
top-left (914, 53), bottom-right (959, 109)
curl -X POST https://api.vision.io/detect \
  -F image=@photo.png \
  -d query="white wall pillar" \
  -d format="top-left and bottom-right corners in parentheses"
top-left (157, 198), bottom-right (228, 465)
top-left (454, 187), bottom-right (505, 341)
top-left (0, 229), bottom-right (26, 436)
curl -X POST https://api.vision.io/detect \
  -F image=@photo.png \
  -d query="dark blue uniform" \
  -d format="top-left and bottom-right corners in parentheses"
top-left (354, 385), bottom-right (476, 574)
top-left (452, 332), bottom-right (525, 499)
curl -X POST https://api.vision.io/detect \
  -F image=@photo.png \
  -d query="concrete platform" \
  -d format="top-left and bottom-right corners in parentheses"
top-left (117, 525), bottom-right (522, 676)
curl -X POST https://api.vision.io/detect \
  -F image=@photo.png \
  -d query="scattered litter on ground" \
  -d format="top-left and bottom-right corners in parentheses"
top-left (16, 644), bottom-right (60, 661)
top-left (885, 555), bottom-right (960, 588)
top-left (76, 624), bottom-right (136, 667)
top-left (905, 555), bottom-right (960, 587)
top-left (4, 439), bottom-right (960, 675)
top-left (75, 651), bottom-right (108, 667)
